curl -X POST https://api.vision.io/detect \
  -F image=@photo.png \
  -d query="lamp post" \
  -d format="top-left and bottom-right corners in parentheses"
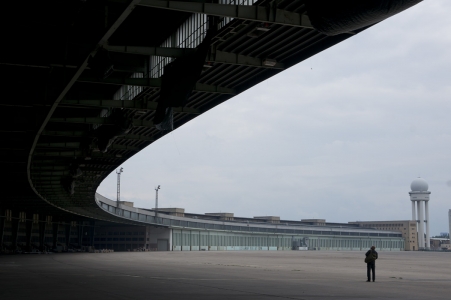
top-left (116, 167), bottom-right (123, 208)
top-left (155, 185), bottom-right (160, 222)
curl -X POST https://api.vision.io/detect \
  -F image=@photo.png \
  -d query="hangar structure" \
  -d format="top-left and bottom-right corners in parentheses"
top-left (1, 0), bottom-right (421, 252)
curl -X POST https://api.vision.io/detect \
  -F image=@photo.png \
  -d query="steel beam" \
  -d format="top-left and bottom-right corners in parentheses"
top-left (77, 77), bottom-right (236, 94)
top-left (60, 99), bottom-right (201, 114)
top-left (36, 142), bottom-right (141, 151)
top-left (41, 130), bottom-right (155, 142)
top-left (33, 174), bottom-right (103, 179)
top-left (37, 142), bottom-right (79, 149)
top-left (31, 167), bottom-right (108, 173)
top-left (30, 149), bottom-right (141, 158)
top-left (41, 130), bottom-right (88, 138)
top-left (49, 117), bottom-right (154, 128)
top-left (0, 62), bottom-right (144, 73)
top-left (31, 166), bottom-right (67, 171)
top-left (104, 45), bottom-right (196, 57)
top-left (138, 0), bottom-right (313, 28)
top-left (78, 77), bottom-right (161, 87)
top-left (33, 150), bottom-right (81, 158)
top-left (48, 117), bottom-right (115, 125)
top-left (208, 50), bottom-right (284, 69)
top-left (104, 45), bottom-right (284, 69)
top-left (115, 133), bottom-right (155, 142)
top-left (48, 117), bottom-right (155, 127)
top-left (31, 171), bottom-right (67, 176)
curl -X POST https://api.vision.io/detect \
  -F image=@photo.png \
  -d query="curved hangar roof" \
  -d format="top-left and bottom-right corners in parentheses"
top-left (1, 0), bottom-right (422, 222)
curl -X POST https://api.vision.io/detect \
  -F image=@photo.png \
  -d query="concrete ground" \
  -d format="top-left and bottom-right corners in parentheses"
top-left (0, 251), bottom-right (450, 300)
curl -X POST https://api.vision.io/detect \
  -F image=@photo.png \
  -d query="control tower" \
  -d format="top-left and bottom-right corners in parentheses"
top-left (409, 178), bottom-right (431, 250)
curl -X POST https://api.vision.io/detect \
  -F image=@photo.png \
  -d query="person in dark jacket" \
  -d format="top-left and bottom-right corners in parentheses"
top-left (365, 246), bottom-right (378, 282)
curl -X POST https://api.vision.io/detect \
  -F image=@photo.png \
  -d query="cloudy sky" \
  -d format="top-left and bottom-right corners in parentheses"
top-left (98, 1), bottom-right (451, 235)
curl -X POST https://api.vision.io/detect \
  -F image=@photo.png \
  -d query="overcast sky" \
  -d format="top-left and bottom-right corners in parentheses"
top-left (98, 1), bottom-right (451, 235)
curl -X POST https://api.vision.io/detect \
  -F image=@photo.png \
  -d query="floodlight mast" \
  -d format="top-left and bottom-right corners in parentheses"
top-left (155, 185), bottom-right (160, 222)
top-left (116, 167), bottom-right (123, 208)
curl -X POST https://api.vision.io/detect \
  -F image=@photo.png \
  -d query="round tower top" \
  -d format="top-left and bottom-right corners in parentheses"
top-left (410, 177), bottom-right (429, 192)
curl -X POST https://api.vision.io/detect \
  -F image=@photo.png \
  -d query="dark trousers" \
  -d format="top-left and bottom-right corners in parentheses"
top-left (367, 263), bottom-right (375, 281)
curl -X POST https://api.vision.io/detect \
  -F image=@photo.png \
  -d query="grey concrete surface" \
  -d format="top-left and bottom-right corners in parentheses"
top-left (0, 251), bottom-right (450, 300)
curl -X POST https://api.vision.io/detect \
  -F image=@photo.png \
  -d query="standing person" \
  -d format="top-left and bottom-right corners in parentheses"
top-left (365, 246), bottom-right (378, 282)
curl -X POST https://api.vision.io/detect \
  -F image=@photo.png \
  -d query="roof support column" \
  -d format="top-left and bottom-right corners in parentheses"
top-left (78, 222), bottom-right (84, 247)
top-left (25, 213), bottom-right (34, 252)
top-left (89, 220), bottom-right (96, 248)
top-left (11, 211), bottom-right (20, 252)
top-left (425, 201), bottom-right (430, 249)
top-left (65, 223), bottom-right (72, 250)
top-left (0, 209), bottom-right (5, 247)
top-left (38, 215), bottom-right (47, 252)
top-left (52, 220), bottom-right (59, 250)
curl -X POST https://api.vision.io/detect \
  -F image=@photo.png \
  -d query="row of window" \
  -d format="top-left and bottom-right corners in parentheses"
top-left (174, 232), bottom-right (293, 247)
top-left (94, 238), bottom-right (145, 242)
top-left (172, 231), bottom-right (405, 249)
top-left (94, 244), bottom-right (145, 249)
top-left (363, 223), bottom-right (404, 227)
top-left (310, 239), bottom-right (403, 249)
top-left (96, 232), bottom-right (145, 236)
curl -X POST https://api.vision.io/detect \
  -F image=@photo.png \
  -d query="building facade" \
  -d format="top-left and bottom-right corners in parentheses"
top-left (349, 221), bottom-right (418, 251)
top-left (94, 194), bottom-right (405, 252)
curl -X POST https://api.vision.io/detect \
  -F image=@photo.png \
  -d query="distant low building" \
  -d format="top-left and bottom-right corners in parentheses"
top-left (430, 238), bottom-right (450, 250)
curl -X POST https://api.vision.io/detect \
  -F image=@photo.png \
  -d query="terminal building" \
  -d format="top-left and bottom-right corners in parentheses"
top-left (90, 194), bottom-right (405, 252)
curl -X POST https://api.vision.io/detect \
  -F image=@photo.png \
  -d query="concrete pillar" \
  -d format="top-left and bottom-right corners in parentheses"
top-left (419, 201), bottom-right (425, 249)
top-left (425, 201), bottom-right (430, 249)
top-left (416, 201), bottom-right (421, 248)
top-left (11, 212), bottom-right (20, 251)
top-left (0, 208), bottom-right (5, 247)
top-left (89, 220), bottom-right (96, 247)
top-left (411, 201), bottom-right (416, 221)
top-left (65, 224), bottom-right (71, 250)
top-left (39, 215), bottom-right (47, 252)
top-left (25, 213), bottom-right (33, 252)
top-left (52, 222), bottom-right (58, 249)
top-left (78, 222), bottom-right (83, 246)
